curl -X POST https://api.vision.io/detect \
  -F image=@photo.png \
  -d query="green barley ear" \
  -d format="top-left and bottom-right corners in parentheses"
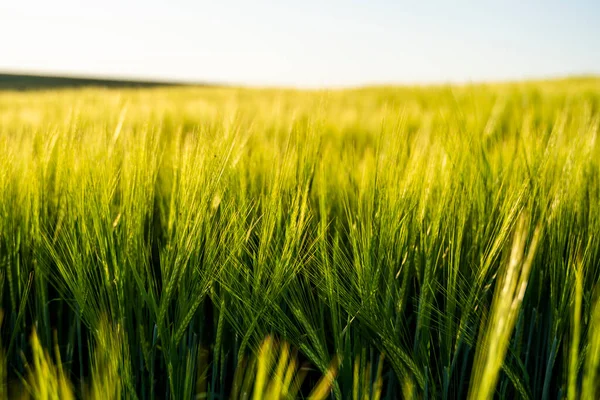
top-left (87, 316), bottom-right (132, 400)
top-left (468, 216), bottom-right (542, 400)
top-left (253, 336), bottom-right (275, 400)
top-left (25, 330), bottom-right (75, 400)
top-left (307, 355), bottom-right (340, 400)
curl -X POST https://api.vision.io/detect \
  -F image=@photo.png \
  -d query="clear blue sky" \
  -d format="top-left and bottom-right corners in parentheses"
top-left (1, 1), bottom-right (599, 87)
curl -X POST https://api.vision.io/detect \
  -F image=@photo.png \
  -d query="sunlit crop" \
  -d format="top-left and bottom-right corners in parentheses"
top-left (1, 78), bottom-right (599, 398)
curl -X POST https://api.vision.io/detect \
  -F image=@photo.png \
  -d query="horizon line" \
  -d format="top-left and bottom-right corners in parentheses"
top-left (1, 68), bottom-right (599, 91)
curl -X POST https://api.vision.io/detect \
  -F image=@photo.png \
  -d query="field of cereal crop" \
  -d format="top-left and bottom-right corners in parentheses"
top-left (1, 78), bottom-right (600, 398)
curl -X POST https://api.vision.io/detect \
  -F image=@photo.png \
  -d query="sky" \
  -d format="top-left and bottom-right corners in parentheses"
top-left (1, 1), bottom-right (599, 87)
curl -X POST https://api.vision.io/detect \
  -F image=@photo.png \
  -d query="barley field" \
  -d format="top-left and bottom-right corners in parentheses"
top-left (1, 78), bottom-right (599, 399)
